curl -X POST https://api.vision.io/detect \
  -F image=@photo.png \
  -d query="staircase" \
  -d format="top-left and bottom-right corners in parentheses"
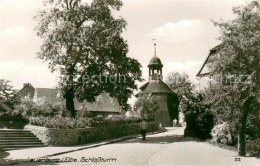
top-left (0, 129), bottom-right (46, 151)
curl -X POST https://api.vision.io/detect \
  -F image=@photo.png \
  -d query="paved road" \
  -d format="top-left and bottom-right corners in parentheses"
top-left (7, 127), bottom-right (260, 166)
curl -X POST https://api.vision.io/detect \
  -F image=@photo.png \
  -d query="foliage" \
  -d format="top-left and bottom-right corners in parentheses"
top-left (30, 115), bottom-right (104, 129)
top-left (247, 138), bottom-right (260, 157)
top-left (166, 72), bottom-right (196, 122)
top-left (211, 123), bottom-right (237, 146)
top-left (76, 107), bottom-right (95, 118)
top-left (12, 97), bottom-right (66, 120)
top-left (29, 114), bottom-right (141, 129)
top-left (133, 94), bottom-right (159, 120)
top-left (166, 72), bottom-right (214, 137)
top-left (104, 114), bottom-right (142, 125)
top-left (35, 0), bottom-right (142, 117)
top-left (29, 116), bottom-right (92, 129)
top-left (196, 110), bottom-right (215, 139)
top-left (207, 0), bottom-right (260, 156)
top-left (0, 79), bottom-right (17, 109)
top-left (183, 92), bottom-right (214, 139)
top-left (0, 113), bottom-right (28, 123)
top-left (0, 102), bottom-right (11, 114)
top-left (0, 121), bottom-right (28, 129)
top-left (167, 93), bottom-right (179, 123)
top-left (246, 113), bottom-right (260, 156)
top-left (166, 72), bottom-right (195, 102)
top-left (125, 110), bottom-right (140, 118)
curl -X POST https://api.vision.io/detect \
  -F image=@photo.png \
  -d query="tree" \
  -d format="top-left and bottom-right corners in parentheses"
top-left (167, 93), bottom-right (179, 123)
top-left (165, 72), bottom-right (195, 113)
top-left (35, 0), bottom-right (142, 117)
top-left (133, 94), bottom-right (159, 120)
top-left (208, 0), bottom-right (260, 156)
top-left (0, 79), bottom-right (17, 109)
top-left (166, 72), bottom-right (214, 139)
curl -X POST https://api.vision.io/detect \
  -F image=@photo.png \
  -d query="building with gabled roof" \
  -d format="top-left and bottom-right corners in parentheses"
top-left (196, 44), bottom-right (223, 90)
top-left (15, 83), bottom-right (120, 117)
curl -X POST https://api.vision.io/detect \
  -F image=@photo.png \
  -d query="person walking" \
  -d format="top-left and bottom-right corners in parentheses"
top-left (140, 118), bottom-right (147, 141)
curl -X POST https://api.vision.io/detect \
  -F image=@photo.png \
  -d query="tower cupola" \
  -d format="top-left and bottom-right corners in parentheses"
top-left (148, 43), bottom-right (163, 80)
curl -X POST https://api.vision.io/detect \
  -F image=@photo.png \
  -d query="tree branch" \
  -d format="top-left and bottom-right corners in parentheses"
top-left (65, 0), bottom-right (69, 10)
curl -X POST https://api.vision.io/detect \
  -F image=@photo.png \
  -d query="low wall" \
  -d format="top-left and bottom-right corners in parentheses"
top-left (25, 122), bottom-right (158, 146)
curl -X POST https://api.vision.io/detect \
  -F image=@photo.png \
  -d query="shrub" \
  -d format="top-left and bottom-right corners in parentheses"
top-left (104, 115), bottom-right (142, 125)
top-left (29, 116), bottom-right (102, 129)
top-left (133, 94), bottom-right (159, 120)
top-left (76, 108), bottom-right (95, 118)
top-left (247, 138), bottom-right (260, 157)
top-left (0, 113), bottom-right (28, 123)
top-left (211, 122), bottom-right (237, 145)
top-left (183, 92), bottom-right (215, 139)
top-left (12, 97), bottom-right (66, 120)
top-left (184, 110), bottom-right (214, 139)
top-left (125, 110), bottom-right (140, 118)
top-left (196, 111), bottom-right (215, 139)
top-left (0, 102), bottom-right (28, 122)
top-left (88, 115), bottom-right (104, 127)
top-left (211, 123), bottom-right (260, 156)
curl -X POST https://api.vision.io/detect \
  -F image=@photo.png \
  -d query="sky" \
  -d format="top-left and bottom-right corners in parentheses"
top-left (0, 0), bottom-right (248, 105)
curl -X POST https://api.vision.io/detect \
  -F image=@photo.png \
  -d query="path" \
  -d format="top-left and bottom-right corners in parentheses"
top-left (4, 127), bottom-right (260, 166)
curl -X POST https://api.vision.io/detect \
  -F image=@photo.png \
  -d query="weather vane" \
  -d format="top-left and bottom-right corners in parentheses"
top-left (152, 38), bottom-right (156, 57)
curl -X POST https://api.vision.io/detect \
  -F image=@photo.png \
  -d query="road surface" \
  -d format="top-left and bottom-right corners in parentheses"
top-left (6, 127), bottom-right (260, 166)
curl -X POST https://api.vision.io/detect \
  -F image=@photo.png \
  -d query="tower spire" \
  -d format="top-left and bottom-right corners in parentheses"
top-left (152, 38), bottom-right (156, 57)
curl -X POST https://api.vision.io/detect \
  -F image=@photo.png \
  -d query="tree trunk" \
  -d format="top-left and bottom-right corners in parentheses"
top-left (238, 98), bottom-right (250, 156)
top-left (238, 123), bottom-right (246, 156)
top-left (65, 88), bottom-right (76, 118)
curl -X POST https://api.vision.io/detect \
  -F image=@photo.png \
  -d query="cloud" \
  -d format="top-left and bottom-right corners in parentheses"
top-left (0, 61), bottom-right (59, 89)
top-left (0, 25), bottom-right (28, 42)
top-left (164, 60), bottom-right (203, 82)
top-left (0, 24), bottom-right (41, 61)
top-left (151, 20), bottom-right (204, 42)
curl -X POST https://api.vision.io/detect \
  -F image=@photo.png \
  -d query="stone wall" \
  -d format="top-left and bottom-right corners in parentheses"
top-left (25, 122), bottom-right (158, 146)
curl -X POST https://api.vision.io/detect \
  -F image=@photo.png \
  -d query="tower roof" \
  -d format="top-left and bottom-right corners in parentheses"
top-left (148, 56), bottom-right (163, 68)
top-left (137, 80), bottom-right (174, 96)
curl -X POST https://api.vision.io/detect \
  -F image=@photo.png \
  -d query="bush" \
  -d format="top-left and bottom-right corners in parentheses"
top-left (104, 115), bottom-right (142, 125)
top-left (29, 116), bottom-right (103, 129)
top-left (133, 94), bottom-right (159, 120)
top-left (184, 110), bottom-right (214, 139)
top-left (196, 111), bottom-right (214, 139)
top-left (247, 138), bottom-right (260, 157)
top-left (88, 115), bottom-right (104, 127)
top-left (211, 123), bottom-right (260, 156)
top-left (29, 114), bottom-right (142, 129)
top-left (183, 92), bottom-right (215, 139)
top-left (76, 108), bottom-right (95, 118)
top-left (211, 122), bottom-right (237, 145)
top-left (0, 102), bottom-right (28, 122)
top-left (12, 97), bottom-right (66, 120)
top-left (0, 121), bottom-right (27, 129)
top-left (0, 113), bottom-right (28, 123)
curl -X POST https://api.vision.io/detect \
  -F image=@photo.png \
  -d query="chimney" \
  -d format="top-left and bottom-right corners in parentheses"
top-left (23, 83), bottom-right (28, 87)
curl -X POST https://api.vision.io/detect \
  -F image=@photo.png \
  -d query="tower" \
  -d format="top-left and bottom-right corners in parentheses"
top-left (137, 42), bottom-right (179, 127)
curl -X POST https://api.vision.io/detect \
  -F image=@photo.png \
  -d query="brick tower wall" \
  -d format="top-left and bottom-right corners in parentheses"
top-left (154, 94), bottom-right (172, 127)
